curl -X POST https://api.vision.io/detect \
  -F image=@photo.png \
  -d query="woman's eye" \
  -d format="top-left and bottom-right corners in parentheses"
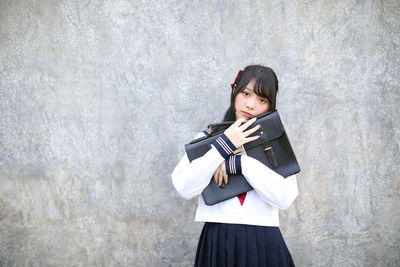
top-left (243, 91), bottom-right (250, 96)
top-left (259, 99), bottom-right (266, 103)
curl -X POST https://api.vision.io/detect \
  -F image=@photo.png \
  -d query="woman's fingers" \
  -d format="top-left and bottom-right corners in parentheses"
top-left (214, 164), bottom-right (221, 185)
top-left (242, 134), bottom-right (260, 145)
top-left (213, 162), bottom-right (229, 186)
top-left (243, 124), bottom-right (260, 137)
top-left (225, 117), bottom-right (261, 148)
top-left (239, 117), bottom-right (257, 130)
top-left (215, 171), bottom-right (222, 186)
top-left (216, 169), bottom-right (221, 186)
top-left (233, 118), bottom-right (247, 126)
top-left (223, 168), bottom-right (228, 185)
top-left (214, 163), bottom-right (223, 186)
top-left (219, 163), bottom-right (228, 186)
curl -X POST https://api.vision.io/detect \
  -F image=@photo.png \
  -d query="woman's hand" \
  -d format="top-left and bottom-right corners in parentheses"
top-left (224, 117), bottom-right (260, 148)
top-left (214, 161), bottom-right (228, 187)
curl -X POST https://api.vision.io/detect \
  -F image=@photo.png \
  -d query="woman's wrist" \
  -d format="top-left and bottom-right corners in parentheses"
top-left (225, 154), bottom-right (242, 175)
top-left (212, 133), bottom-right (236, 159)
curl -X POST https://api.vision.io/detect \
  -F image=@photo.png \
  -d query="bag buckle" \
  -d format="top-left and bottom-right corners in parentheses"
top-left (264, 146), bottom-right (278, 167)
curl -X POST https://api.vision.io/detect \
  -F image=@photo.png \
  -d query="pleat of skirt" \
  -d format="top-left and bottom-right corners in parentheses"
top-left (194, 222), bottom-right (295, 267)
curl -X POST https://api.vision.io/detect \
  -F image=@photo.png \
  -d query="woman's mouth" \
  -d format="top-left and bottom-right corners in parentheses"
top-left (242, 111), bottom-right (253, 118)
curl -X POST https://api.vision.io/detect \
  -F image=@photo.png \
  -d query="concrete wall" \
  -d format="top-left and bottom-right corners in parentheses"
top-left (1, 0), bottom-right (399, 266)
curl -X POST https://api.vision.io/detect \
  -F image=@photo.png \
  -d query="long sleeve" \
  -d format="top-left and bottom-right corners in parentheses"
top-left (171, 147), bottom-right (225, 199)
top-left (171, 132), bottom-right (237, 199)
top-left (241, 155), bottom-right (298, 210)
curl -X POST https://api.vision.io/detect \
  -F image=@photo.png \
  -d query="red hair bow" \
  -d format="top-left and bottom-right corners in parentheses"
top-left (231, 70), bottom-right (243, 90)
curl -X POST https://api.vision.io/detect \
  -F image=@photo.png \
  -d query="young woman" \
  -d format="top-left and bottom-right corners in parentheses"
top-left (171, 65), bottom-right (298, 266)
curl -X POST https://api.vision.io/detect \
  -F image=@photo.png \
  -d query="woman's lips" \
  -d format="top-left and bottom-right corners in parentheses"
top-left (242, 111), bottom-right (253, 118)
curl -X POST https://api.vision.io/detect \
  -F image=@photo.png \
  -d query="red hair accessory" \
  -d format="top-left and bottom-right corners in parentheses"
top-left (231, 70), bottom-right (243, 90)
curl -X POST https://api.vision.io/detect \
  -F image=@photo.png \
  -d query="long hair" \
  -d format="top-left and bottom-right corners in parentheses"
top-left (223, 65), bottom-right (279, 122)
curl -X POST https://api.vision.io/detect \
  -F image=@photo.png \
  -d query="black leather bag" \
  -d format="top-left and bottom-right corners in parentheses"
top-left (184, 110), bottom-right (300, 206)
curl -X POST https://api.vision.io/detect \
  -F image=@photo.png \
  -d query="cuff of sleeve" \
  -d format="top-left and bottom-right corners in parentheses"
top-left (225, 155), bottom-right (242, 175)
top-left (212, 134), bottom-right (236, 159)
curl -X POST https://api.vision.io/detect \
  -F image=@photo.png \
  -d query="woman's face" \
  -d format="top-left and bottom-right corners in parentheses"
top-left (234, 79), bottom-right (270, 120)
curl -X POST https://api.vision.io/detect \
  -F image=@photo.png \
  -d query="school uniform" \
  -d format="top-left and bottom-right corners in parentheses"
top-left (172, 132), bottom-right (298, 267)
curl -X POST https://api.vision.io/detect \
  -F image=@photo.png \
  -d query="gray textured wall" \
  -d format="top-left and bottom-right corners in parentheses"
top-left (1, 0), bottom-right (399, 266)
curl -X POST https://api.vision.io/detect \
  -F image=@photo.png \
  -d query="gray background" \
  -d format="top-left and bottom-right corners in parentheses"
top-left (1, 0), bottom-right (399, 266)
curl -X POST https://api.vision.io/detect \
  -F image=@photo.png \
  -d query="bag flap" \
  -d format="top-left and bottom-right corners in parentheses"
top-left (243, 111), bottom-right (285, 151)
top-left (256, 110), bottom-right (285, 141)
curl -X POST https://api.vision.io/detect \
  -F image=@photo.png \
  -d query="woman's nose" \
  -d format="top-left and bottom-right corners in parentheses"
top-left (246, 97), bottom-right (256, 109)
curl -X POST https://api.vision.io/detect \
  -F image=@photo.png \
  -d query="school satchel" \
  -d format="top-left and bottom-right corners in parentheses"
top-left (184, 110), bottom-right (300, 206)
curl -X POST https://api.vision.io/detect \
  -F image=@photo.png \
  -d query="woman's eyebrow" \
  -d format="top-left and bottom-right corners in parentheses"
top-left (245, 87), bottom-right (254, 91)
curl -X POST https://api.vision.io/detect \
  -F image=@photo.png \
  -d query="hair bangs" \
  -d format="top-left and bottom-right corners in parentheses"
top-left (253, 75), bottom-right (275, 100)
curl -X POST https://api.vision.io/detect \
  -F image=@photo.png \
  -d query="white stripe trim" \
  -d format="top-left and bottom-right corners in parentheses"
top-left (216, 137), bottom-right (233, 154)
top-left (230, 155), bottom-right (235, 173)
top-left (220, 138), bottom-right (233, 153)
top-left (216, 138), bottom-right (229, 154)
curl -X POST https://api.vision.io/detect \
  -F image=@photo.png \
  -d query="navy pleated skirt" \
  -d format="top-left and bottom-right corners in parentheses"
top-left (194, 222), bottom-right (295, 267)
